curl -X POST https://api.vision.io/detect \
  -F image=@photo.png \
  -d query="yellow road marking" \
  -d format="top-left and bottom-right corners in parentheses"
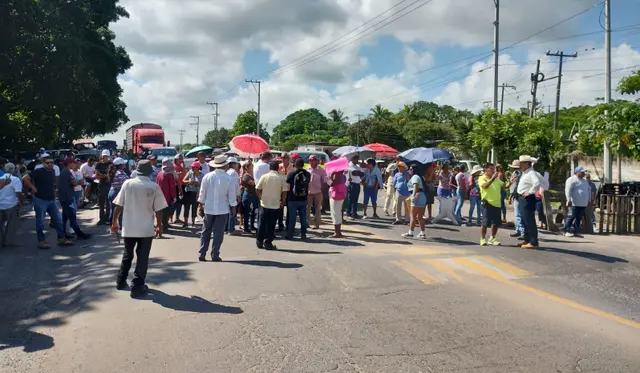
top-left (476, 256), bottom-right (532, 278)
top-left (393, 260), bottom-right (439, 285)
top-left (423, 259), bottom-right (464, 282)
top-left (452, 257), bottom-right (509, 280)
top-left (344, 225), bottom-right (385, 239)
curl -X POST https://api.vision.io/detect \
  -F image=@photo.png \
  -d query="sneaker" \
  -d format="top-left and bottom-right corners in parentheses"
top-left (488, 237), bottom-right (501, 246)
top-left (116, 281), bottom-right (129, 290)
top-left (37, 241), bottom-right (50, 249)
top-left (301, 234), bottom-right (307, 241)
top-left (362, 216), bottom-right (368, 220)
top-left (130, 284), bottom-right (149, 298)
top-left (417, 232), bottom-right (426, 239)
top-left (564, 232), bottom-right (575, 237)
top-left (392, 220), bottom-right (403, 225)
top-left (77, 233), bottom-right (92, 240)
top-left (480, 238), bottom-right (488, 246)
top-left (384, 211), bottom-right (390, 216)
top-left (57, 238), bottom-right (74, 246)
top-left (509, 232), bottom-right (521, 237)
top-left (211, 257), bottom-right (223, 262)
top-left (401, 232), bottom-right (414, 238)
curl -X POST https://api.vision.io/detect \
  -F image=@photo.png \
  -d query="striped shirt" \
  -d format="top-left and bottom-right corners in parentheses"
top-left (110, 170), bottom-right (129, 190)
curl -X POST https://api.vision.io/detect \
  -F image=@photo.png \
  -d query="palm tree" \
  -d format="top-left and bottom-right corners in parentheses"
top-left (370, 104), bottom-right (392, 121)
top-left (328, 109), bottom-right (347, 123)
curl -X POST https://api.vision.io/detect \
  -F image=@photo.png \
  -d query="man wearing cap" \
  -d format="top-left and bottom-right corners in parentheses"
top-left (23, 154), bottom-right (73, 248)
top-left (507, 160), bottom-right (524, 238)
top-left (564, 166), bottom-right (591, 237)
top-left (111, 160), bottom-right (168, 297)
top-left (0, 163), bottom-right (23, 247)
top-left (256, 161), bottom-right (287, 250)
top-left (225, 157), bottom-right (241, 235)
top-left (198, 155), bottom-right (237, 261)
top-left (95, 150), bottom-right (114, 225)
top-left (517, 155), bottom-right (547, 249)
top-left (156, 158), bottom-right (177, 234)
top-left (60, 159), bottom-right (92, 240)
top-left (306, 155), bottom-right (327, 229)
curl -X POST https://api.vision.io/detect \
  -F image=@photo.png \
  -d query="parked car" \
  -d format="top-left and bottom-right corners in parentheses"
top-left (150, 147), bottom-right (178, 163)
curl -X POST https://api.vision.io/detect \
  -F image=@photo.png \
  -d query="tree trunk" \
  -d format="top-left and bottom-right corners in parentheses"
top-left (617, 154), bottom-right (622, 184)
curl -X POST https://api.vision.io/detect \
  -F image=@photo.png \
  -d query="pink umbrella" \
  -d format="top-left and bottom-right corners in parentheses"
top-left (324, 157), bottom-right (349, 174)
top-left (229, 134), bottom-right (269, 158)
top-left (363, 143), bottom-right (398, 157)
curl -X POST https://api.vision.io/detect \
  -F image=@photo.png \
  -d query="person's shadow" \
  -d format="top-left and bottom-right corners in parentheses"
top-left (144, 289), bottom-right (243, 314)
top-left (0, 329), bottom-right (54, 353)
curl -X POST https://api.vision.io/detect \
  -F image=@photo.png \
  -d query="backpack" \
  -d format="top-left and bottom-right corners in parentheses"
top-left (292, 171), bottom-right (309, 196)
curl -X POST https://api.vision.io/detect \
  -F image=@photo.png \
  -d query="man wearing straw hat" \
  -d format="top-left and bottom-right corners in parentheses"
top-left (198, 155), bottom-right (237, 262)
top-left (516, 155), bottom-right (546, 249)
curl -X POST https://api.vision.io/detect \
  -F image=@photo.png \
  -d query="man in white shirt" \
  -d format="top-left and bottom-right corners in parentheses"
top-left (253, 151), bottom-right (272, 183)
top-left (0, 163), bottom-right (23, 247)
top-left (197, 152), bottom-right (210, 175)
top-left (80, 157), bottom-right (96, 202)
top-left (516, 155), bottom-right (545, 249)
top-left (564, 166), bottom-right (591, 237)
top-left (198, 155), bottom-right (237, 262)
top-left (111, 160), bottom-right (168, 298)
top-left (225, 157), bottom-right (241, 235)
top-left (345, 155), bottom-right (364, 218)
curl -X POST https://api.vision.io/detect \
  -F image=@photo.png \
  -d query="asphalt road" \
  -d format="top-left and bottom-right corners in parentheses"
top-left (1, 200), bottom-right (640, 373)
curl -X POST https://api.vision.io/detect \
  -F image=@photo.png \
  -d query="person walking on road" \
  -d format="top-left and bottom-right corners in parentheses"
top-left (108, 157), bottom-right (129, 226)
top-left (454, 165), bottom-right (467, 218)
top-left (346, 155), bottom-right (364, 219)
top-left (241, 162), bottom-right (258, 233)
top-left (198, 155), bottom-right (237, 262)
top-left (225, 157), bottom-right (241, 235)
top-left (517, 155), bottom-right (546, 249)
top-left (467, 165), bottom-right (483, 226)
top-left (383, 162), bottom-right (398, 216)
top-left (402, 165), bottom-right (427, 238)
top-left (286, 158), bottom-right (310, 240)
top-left (60, 159), bottom-right (92, 241)
top-left (478, 163), bottom-right (505, 246)
top-left (111, 160), bottom-right (167, 298)
top-left (95, 150), bottom-right (114, 225)
top-left (256, 161), bottom-right (287, 250)
top-left (508, 160), bottom-right (524, 238)
top-left (156, 158), bottom-right (177, 235)
top-left (181, 161), bottom-right (203, 228)
top-left (306, 155), bottom-right (327, 229)
top-left (362, 158), bottom-right (380, 219)
top-left (564, 166), bottom-right (591, 237)
top-left (278, 153), bottom-right (293, 231)
top-left (328, 169), bottom-right (347, 238)
top-left (23, 154), bottom-right (73, 249)
top-left (0, 163), bottom-right (22, 247)
top-left (392, 162), bottom-right (410, 225)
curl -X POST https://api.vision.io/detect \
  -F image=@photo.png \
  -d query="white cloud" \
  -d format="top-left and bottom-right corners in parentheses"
top-left (403, 47), bottom-right (434, 73)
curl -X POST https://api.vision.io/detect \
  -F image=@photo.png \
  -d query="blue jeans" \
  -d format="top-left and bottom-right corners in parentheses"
top-left (225, 205), bottom-right (237, 233)
top-left (565, 206), bottom-right (586, 234)
top-left (61, 200), bottom-right (85, 236)
top-left (74, 190), bottom-right (83, 210)
top-left (242, 193), bottom-right (258, 231)
top-left (522, 195), bottom-right (539, 246)
top-left (468, 195), bottom-right (481, 225)
top-left (199, 214), bottom-right (228, 259)
top-left (513, 198), bottom-right (524, 235)
top-left (454, 187), bottom-right (465, 217)
top-left (347, 183), bottom-right (360, 217)
top-left (33, 197), bottom-right (65, 242)
top-left (287, 200), bottom-right (308, 238)
top-left (108, 188), bottom-right (122, 226)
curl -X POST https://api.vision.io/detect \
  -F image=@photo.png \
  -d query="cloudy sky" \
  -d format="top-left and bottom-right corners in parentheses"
top-left (102, 0), bottom-right (640, 145)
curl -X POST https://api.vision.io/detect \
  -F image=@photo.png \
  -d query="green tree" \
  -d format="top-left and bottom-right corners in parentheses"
top-left (617, 71), bottom-right (640, 95)
top-left (271, 108), bottom-right (328, 145)
top-left (231, 110), bottom-right (270, 142)
top-left (203, 128), bottom-right (232, 147)
top-left (328, 109), bottom-right (348, 122)
top-left (0, 0), bottom-right (132, 155)
top-left (370, 104), bottom-right (393, 121)
top-left (348, 118), bottom-right (407, 150)
top-left (403, 120), bottom-right (454, 148)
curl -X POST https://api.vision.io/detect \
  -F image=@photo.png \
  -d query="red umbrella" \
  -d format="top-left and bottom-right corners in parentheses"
top-left (363, 143), bottom-right (398, 157)
top-left (229, 134), bottom-right (270, 158)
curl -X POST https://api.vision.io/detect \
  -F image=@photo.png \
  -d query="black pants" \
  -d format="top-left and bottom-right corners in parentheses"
top-left (277, 205), bottom-right (285, 229)
top-left (257, 207), bottom-right (278, 247)
top-left (117, 237), bottom-right (153, 287)
top-left (98, 183), bottom-right (110, 223)
top-left (161, 203), bottom-right (174, 232)
top-left (182, 191), bottom-right (198, 221)
top-left (522, 195), bottom-right (539, 246)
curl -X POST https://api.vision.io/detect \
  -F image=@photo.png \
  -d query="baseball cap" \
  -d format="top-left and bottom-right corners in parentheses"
top-left (113, 157), bottom-right (127, 166)
top-left (574, 166), bottom-right (585, 173)
top-left (309, 155), bottom-right (318, 161)
top-left (101, 149), bottom-right (110, 157)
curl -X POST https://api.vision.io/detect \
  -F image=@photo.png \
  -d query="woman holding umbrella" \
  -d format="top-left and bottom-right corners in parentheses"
top-left (402, 165), bottom-right (427, 238)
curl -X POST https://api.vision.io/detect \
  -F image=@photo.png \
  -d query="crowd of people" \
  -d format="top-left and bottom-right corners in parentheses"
top-left (0, 147), bottom-right (598, 298)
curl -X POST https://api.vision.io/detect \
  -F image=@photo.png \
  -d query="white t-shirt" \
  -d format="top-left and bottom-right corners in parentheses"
top-left (35, 164), bottom-right (60, 176)
top-left (113, 176), bottom-right (168, 238)
top-left (80, 162), bottom-right (95, 178)
top-left (73, 170), bottom-right (84, 191)
top-left (0, 175), bottom-right (23, 210)
top-left (199, 161), bottom-right (211, 175)
top-left (347, 163), bottom-right (363, 184)
top-left (254, 160), bottom-right (270, 183)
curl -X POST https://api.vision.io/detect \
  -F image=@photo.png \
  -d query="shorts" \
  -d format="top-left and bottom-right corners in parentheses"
top-left (482, 204), bottom-right (502, 227)
top-left (363, 187), bottom-right (378, 205)
top-left (411, 193), bottom-right (427, 208)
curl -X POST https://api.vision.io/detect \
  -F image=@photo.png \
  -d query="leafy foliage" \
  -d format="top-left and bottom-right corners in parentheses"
top-left (587, 101), bottom-right (640, 159)
top-left (1, 0), bottom-right (132, 155)
top-left (231, 110), bottom-right (270, 142)
top-left (203, 128), bottom-right (232, 148)
top-left (617, 71), bottom-right (640, 96)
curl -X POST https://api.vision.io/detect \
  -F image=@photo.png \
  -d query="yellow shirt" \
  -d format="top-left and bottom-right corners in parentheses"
top-left (256, 171), bottom-right (287, 209)
top-left (479, 174), bottom-right (504, 208)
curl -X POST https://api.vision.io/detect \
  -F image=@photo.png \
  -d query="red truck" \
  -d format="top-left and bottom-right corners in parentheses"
top-left (125, 123), bottom-right (166, 154)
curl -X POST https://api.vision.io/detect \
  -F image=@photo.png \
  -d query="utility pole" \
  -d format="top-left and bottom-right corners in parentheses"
top-left (604, 0), bottom-right (613, 184)
top-left (177, 129), bottom-right (186, 151)
top-left (206, 102), bottom-right (219, 130)
top-left (530, 59), bottom-right (544, 117)
top-left (190, 116), bottom-right (200, 146)
top-left (491, 0), bottom-right (500, 163)
top-left (499, 83), bottom-right (516, 114)
top-left (546, 50), bottom-right (577, 130)
top-left (245, 79), bottom-right (262, 136)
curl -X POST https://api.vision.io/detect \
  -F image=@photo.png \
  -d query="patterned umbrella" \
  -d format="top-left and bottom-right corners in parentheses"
top-left (229, 134), bottom-right (270, 158)
top-left (332, 146), bottom-right (376, 160)
top-left (399, 147), bottom-right (453, 164)
top-left (363, 143), bottom-right (399, 157)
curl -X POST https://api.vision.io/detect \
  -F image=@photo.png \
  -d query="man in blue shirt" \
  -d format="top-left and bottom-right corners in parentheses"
top-left (392, 162), bottom-right (410, 224)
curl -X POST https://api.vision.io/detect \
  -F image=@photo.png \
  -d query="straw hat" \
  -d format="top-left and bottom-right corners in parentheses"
top-left (470, 165), bottom-right (483, 175)
top-left (508, 160), bottom-right (520, 168)
top-left (209, 155), bottom-right (230, 168)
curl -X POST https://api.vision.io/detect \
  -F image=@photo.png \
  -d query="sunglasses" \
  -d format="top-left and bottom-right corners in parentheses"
top-left (45, 161), bottom-right (54, 164)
